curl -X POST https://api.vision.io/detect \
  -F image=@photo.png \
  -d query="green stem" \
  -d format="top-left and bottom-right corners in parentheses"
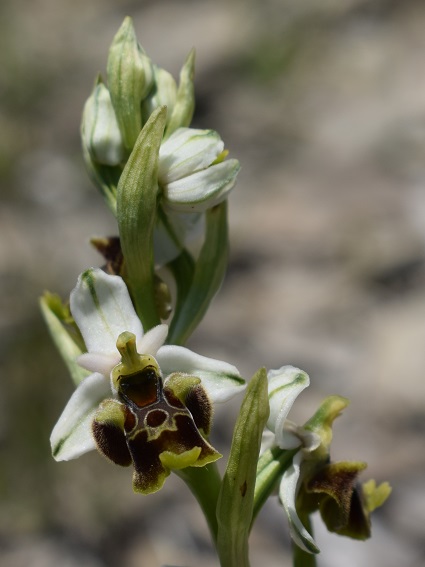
top-left (252, 446), bottom-right (297, 525)
top-left (167, 248), bottom-right (195, 335)
top-left (293, 515), bottom-right (317, 567)
top-left (175, 462), bottom-right (222, 545)
top-left (168, 202), bottom-right (228, 345)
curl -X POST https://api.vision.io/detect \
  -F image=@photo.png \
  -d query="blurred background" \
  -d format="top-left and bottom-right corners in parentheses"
top-left (1, 0), bottom-right (425, 565)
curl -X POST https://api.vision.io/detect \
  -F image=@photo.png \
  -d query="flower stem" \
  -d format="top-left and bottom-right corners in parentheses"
top-left (175, 462), bottom-right (222, 545)
top-left (168, 202), bottom-right (228, 345)
top-left (252, 446), bottom-right (297, 524)
top-left (293, 515), bottom-right (317, 567)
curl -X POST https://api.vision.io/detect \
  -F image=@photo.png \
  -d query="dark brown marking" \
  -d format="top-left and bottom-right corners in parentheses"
top-left (119, 367), bottom-right (160, 408)
top-left (146, 409), bottom-right (168, 427)
top-left (184, 385), bottom-right (213, 436)
top-left (92, 420), bottom-right (132, 467)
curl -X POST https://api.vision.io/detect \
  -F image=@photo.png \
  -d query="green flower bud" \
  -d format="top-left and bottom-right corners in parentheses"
top-left (81, 80), bottom-right (125, 166)
top-left (107, 17), bottom-right (154, 151)
top-left (142, 65), bottom-right (178, 126)
top-left (165, 49), bottom-right (196, 137)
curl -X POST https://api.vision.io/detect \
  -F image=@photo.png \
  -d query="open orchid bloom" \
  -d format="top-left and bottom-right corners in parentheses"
top-left (158, 127), bottom-right (240, 213)
top-left (50, 268), bottom-right (245, 493)
top-left (266, 371), bottom-right (391, 553)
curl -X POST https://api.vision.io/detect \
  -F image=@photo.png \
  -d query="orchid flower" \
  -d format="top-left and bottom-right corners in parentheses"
top-left (158, 127), bottom-right (240, 213)
top-left (50, 268), bottom-right (245, 494)
top-left (153, 127), bottom-right (239, 264)
top-left (265, 367), bottom-right (391, 554)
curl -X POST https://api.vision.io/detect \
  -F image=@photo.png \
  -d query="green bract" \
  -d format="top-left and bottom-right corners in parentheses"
top-left (116, 106), bottom-right (167, 330)
top-left (142, 65), bottom-right (178, 127)
top-left (217, 368), bottom-right (269, 567)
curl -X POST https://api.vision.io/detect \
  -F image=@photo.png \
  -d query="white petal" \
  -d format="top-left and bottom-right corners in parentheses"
top-left (279, 452), bottom-right (320, 554)
top-left (156, 345), bottom-right (245, 402)
top-left (260, 430), bottom-right (276, 455)
top-left (300, 429), bottom-right (322, 453)
top-left (50, 373), bottom-right (111, 461)
top-left (276, 419), bottom-right (304, 450)
top-left (164, 159), bottom-right (240, 213)
top-left (70, 268), bottom-right (143, 354)
top-left (267, 366), bottom-right (310, 449)
top-left (154, 211), bottom-right (204, 265)
top-left (159, 128), bottom-right (223, 183)
top-left (77, 352), bottom-right (120, 376)
top-left (136, 324), bottom-right (168, 356)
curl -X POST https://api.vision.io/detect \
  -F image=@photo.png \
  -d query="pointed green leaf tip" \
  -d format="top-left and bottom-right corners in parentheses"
top-left (39, 292), bottom-right (89, 386)
top-left (165, 48), bottom-right (196, 138)
top-left (117, 105), bottom-right (167, 330)
top-left (216, 368), bottom-right (270, 567)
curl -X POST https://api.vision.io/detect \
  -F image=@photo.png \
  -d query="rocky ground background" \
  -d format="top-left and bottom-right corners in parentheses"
top-left (1, 0), bottom-right (425, 565)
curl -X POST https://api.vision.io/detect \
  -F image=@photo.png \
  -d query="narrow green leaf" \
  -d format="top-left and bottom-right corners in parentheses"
top-left (116, 106), bottom-right (167, 330)
top-left (167, 201), bottom-right (228, 345)
top-left (166, 248), bottom-right (195, 330)
top-left (216, 368), bottom-right (270, 567)
top-left (40, 293), bottom-right (89, 386)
